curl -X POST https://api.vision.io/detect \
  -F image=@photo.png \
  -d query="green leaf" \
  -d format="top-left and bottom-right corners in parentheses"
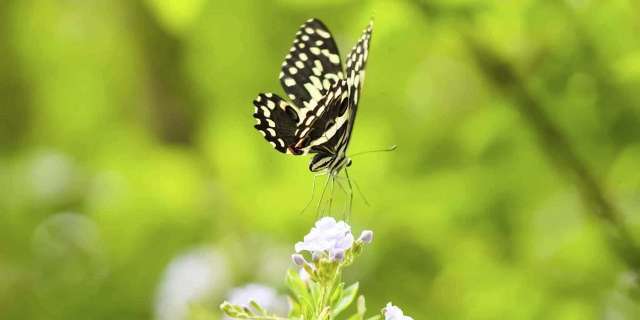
top-left (331, 282), bottom-right (359, 317)
top-left (329, 282), bottom-right (345, 306)
top-left (285, 269), bottom-right (314, 316)
top-left (287, 296), bottom-right (301, 318)
top-left (365, 316), bottom-right (382, 320)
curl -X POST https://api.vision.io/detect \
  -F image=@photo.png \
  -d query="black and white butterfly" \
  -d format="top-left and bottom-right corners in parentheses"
top-left (253, 18), bottom-right (372, 177)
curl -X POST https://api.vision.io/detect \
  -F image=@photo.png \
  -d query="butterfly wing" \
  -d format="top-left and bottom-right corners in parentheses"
top-left (279, 19), bottom-right (344, 121)
top-left (297, 21), bottom-right (373, 152)
top-left (253, 93), bottom-right (306, 155)
top-left (293, 80), bottom-right (350, 151)
top-left (345, 21), bottom-right (373, 109)
top-left (253, 19), bottom-right (373, 171)
top-left (306, 22), bottom-right (374, 172)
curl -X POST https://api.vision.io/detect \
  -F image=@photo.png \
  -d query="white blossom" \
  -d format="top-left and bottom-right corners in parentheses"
top-left (383, 303), bottom-right (413, 320)
top-left (155, 247), bottom-right (229, 320)
top-left (294, 217), bottom-right (354, 260)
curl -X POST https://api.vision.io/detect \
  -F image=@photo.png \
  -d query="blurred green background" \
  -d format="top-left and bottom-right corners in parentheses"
top-left (2, 0), bottom-right (640, 319)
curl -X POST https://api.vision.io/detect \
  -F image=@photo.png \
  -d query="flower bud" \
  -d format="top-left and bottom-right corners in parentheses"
top-left (291, 254), bottom-right (306, 266)
top-left (358, 230), bottom-right (373, 244)
top-left (333, 249), bottom-right (345, 261)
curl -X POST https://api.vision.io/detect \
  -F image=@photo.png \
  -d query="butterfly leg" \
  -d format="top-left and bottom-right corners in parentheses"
top-left (334, 177), bottom-right (350, 221)
top-left (315, 173), bottom-right (332, 218)
top-left (351, 175), bottom-right (371, 207)
top-left (299, 173), bottom-right (324, 215)
top-left (327, 175), bottom-right (336, 217)
top-left (344, 169), bottom-right (355, 221)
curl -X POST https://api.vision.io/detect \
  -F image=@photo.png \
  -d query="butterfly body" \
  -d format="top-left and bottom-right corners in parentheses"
top-left (253, 18), bottom-right (372, 177)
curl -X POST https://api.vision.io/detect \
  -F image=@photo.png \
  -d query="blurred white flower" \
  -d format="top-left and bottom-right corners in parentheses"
top-left (155, 247), bottom-right (229, 320)
top-left (28, 150), bottom-right (75, 202)
top-left (383, 303), bottom-right (413, 320)
top-left (225, 284), bottom-right (288, 318)
top-left (31, 212), bottom-right (107, 289)
top-left (294, 217), bottom-right (354, 261)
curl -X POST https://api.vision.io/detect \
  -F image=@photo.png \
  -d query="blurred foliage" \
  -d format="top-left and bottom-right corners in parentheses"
top-left (1, 0), bottom-right (640, 319)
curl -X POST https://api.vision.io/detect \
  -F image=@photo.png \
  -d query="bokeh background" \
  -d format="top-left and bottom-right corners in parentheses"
top-left (2, 0), bottom-right (640, 319)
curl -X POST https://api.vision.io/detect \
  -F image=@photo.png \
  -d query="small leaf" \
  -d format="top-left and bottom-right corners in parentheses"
top-left (249, 300), bottom-right (266, 315)
top-left (357, 295), bottom-right (366, 316)
top-left (365, 316), bottom-right (382, 320)
top-left (287, 296), bottom-right (301, 318)
top-left (285, 269), bottom-right (314, 315)
top-left (329, 282), bottom-right (345, 306)
top-left (331, 282), bottom-right (359, 317)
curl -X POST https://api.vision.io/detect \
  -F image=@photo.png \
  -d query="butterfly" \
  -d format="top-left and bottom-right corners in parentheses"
top-left (253, 18), bottom-right (372, 177)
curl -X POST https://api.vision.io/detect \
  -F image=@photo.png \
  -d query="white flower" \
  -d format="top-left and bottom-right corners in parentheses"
top-left (294, 217), bottom-right (354, 260)
top-left (155, 247), bottom-right (229, 320)
top-left (226, 283), bottom-right (288, 317)
top-left (383, 303), bottom-right (414, 320)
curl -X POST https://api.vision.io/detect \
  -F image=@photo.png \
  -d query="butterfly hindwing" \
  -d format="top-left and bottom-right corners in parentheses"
top-left (279, 19), bottom-right (344, 119)
top-left (253, 93), bottom-right (305, 155)
top-left (293, 79), bottom-right (350, 150)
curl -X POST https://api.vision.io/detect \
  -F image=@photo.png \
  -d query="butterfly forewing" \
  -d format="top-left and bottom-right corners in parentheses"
top-left (279, 19), bottom-right (344, 120)
top-left (345, 22), bottom-right (373, 109)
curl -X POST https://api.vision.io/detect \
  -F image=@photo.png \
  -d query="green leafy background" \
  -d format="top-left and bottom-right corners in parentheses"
top-left (1, 0), bottom-right (640, 319)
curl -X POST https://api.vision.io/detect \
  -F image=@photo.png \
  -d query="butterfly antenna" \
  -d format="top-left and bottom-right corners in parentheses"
top-left (350, 145), bottom-right (397, 158)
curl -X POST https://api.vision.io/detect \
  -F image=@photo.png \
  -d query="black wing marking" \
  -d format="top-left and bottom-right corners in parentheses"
top-left (302, 21), bottom-right (373, 155)
top-left (308, 122), bottom-right (350, 172)
top-left (279, 18), bottom-right (344, 119)
top-left (253, 93), bottom-right (305, 155)
top-left (293, 80), bottom-right (350, 151)
top-left (345, 21), bottom-right (373, 109)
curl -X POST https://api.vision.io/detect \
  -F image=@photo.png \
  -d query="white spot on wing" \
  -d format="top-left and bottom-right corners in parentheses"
top-left (316, 29), bottom-right (331, 39)
top-left (266, 100), bottom-right (276, 109)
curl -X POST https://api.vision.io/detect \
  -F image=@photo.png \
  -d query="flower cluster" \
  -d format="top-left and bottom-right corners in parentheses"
top-left (293, 217), bottom-right (371, 261)
top-left (290, 217), bottom-right (373, 285)
top-left (220, 217), bottom-right (412, 320)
